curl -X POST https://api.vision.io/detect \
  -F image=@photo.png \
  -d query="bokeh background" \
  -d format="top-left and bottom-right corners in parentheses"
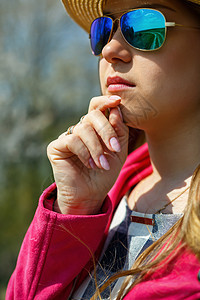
top-left (0, 0), bottom-right (100, 297)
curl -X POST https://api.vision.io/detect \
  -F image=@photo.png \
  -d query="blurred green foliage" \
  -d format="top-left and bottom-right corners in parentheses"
top-left (0, 0), bottom-right (100, 296)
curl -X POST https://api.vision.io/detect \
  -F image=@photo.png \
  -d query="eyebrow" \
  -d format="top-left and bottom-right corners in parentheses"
top-left (104, 4), bottom-right (176, 16)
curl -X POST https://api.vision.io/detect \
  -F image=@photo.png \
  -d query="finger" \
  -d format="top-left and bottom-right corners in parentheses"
top-left (88, 95), bottom-right (121, 112)
top-left (82, 110), bottom-right (122, 153)
top-left (73, 122), bottom-right (110, 170)
top-left (109, 107), bottom-right (129, 139)
top-left (47, 135), bottom-right (92, 169)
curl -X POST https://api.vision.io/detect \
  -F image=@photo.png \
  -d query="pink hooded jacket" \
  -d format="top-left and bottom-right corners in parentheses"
top-left (6, 144), bottom-right (200, 299)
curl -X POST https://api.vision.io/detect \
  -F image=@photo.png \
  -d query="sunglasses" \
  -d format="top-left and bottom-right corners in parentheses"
top-left (89, 8), bottom-right (199, 55)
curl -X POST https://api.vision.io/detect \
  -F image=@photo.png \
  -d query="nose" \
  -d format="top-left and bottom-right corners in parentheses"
top-left (101, 28), bottom-right (132, 64)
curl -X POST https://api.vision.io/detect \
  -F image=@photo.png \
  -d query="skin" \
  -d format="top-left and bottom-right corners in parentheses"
top-left (47, 0), bottom-right (200, 214)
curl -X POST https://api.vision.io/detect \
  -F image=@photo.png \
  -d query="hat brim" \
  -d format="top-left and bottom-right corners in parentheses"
top-left (62, 0), bottom-right (105, 33)
top-left (62, 0), bottom-right (200, 33)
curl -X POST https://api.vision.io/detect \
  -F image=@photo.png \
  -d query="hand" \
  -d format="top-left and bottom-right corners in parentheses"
top-left (47, 95), bottom-right (129, 215)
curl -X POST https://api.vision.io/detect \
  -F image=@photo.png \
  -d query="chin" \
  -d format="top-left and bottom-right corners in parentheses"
top-left (119, 104), bottom-right (149, 129)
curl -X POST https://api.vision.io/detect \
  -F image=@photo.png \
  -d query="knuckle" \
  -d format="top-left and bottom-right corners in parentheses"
top-left (66, 134), bottom-right (75, 144)
top-left (109, 113), bottom-right (118, 125)
top-left (90, 109), bottom-right (102, 119)
top-left (47, 141), bottom-right (54, 154)
top-left (92, 143), bottom-right (103, 156)
top-left (72, 124), bottom-right (79, 134)
top-left (85, 109), bottom-right (105, 123)
top-left (67, 134), bottom-right (83, 152)
top-left (47, 142), bottom-right (55, 161)
top-left (81, 150), bottom-right (90, 162)
top-left (74, 140), bottom-right (90, 162)
top-left (81, 122), bottom-right (91, 131)
top-left (106, 126), bottom-right (116, 137)
top-left (90, 96), bottom-right (98, 105)
top-left (89, 97), bottom-right (99, 111)
top-left (74, 122), bottom-right (90, 133)
top-left (58, 132), bottom-right (66, 139)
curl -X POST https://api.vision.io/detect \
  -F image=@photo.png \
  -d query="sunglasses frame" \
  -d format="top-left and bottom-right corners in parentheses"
top-left (89, 8), bottom-right (200, 56)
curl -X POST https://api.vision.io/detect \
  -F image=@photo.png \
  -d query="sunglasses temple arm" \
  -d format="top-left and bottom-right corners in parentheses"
top-left (165, 22), bottom-right (176, 28)
top-left (166, 22), bottom-right (200, 30)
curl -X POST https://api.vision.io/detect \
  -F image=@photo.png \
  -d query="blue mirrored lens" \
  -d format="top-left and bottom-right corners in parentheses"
top-left (121, 9), bottom-right (166, 50)
top-left (90, 17), bottom-right (113, 56)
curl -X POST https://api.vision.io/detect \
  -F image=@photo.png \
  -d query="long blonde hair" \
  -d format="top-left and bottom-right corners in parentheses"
top-left (91, 164), bottom-right (200, 300)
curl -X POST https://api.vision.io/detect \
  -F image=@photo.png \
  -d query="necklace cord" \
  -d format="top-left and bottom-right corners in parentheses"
top-left (156, 186), bottom-right (190, 214)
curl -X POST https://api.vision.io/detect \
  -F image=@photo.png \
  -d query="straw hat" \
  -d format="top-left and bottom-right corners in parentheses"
top-left (62, 0), bottom-right (200, 32)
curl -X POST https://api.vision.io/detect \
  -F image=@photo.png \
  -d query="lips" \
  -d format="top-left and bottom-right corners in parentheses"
top-left (107, 76), bottom-right (135, 92)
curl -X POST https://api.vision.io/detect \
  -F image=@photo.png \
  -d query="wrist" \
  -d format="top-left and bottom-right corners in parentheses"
top-left (53, 197), bottom-right (103, 215)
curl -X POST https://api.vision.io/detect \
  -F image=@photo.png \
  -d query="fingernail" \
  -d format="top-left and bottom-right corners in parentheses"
top-left (99, 155), bottom-right (110, 170)
top-left (110, 137), bottom-right (121, 152)
top-left (89, 157), bottom-right (96, 169)
top-left (109, 95), bottom-right (121, 101)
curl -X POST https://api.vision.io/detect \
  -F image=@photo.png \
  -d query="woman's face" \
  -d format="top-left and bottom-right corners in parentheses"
top-left (99, 0), bottom-right (200, 132)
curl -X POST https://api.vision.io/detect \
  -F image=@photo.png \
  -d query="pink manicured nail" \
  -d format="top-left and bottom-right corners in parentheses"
top-left (89, 157), bottom-right (96, 169)
top-left (109, 95), bottom-right (121, 101)
top-left (99, 155), bottom-right (110, 170)
top-left (110, 137), bottom-right (121, 152)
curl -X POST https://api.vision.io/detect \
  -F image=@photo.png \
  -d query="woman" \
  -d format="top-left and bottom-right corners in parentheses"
top-left (6, 0), bottom-right (200, 299)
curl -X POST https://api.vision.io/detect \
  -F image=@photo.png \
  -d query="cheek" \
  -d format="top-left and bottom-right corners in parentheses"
top-left (99, 59), bottom-right (107, 94)
top-left (158, 32), bottom-right (200, 106)
top-left (135, 57), bottom-right (167, 110)
top-left (138, 40), bottom-right (200, 115)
